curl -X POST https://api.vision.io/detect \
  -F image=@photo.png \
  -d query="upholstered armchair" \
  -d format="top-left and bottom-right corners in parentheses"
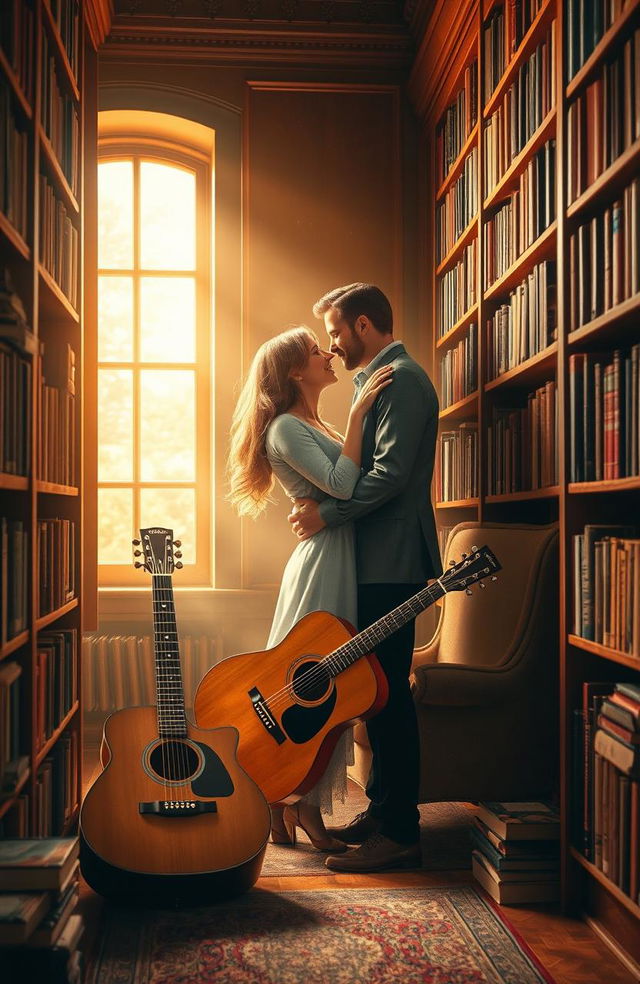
top-left (348, 521), bottom-right (559, 803)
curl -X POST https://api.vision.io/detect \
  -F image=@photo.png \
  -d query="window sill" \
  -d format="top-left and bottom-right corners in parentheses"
top-left (98, 586), bottom-right (278, 622)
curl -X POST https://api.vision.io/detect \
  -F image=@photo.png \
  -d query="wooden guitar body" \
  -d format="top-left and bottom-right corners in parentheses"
top-left (80, 707), bottom-right (271, 905)
top-left (193, 611), bottom-right (388, 805)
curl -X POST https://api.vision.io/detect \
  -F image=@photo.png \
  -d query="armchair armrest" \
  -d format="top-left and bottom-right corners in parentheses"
top-left (411, 659), bottom-right (525, 708)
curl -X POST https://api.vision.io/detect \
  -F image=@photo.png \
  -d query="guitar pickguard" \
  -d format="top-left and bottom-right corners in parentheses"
top-left (280, 689), bottom-right (337, 744)
top-left (190, 741), bottom-right (235, 797)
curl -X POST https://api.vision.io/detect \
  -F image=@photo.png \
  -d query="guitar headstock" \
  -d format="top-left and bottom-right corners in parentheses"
top-left (439, 544), bottom-right (501, 595)
top-left (132, 528), bottom-right (183, 575)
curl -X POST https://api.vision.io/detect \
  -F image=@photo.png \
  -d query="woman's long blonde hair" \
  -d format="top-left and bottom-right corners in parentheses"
top-left (227, 326), bottom-right (316, 517)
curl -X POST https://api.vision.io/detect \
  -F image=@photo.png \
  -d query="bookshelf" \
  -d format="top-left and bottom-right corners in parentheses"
top-left (420, 0), bottom-right (640, 971)
top-left (0, 0), bottom-right (98, 843)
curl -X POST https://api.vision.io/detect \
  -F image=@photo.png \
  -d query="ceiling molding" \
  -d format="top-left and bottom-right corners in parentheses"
top-left (102, 19), bottom-right (414, 67)
top-left (85, 0), bottom-right (115, 48)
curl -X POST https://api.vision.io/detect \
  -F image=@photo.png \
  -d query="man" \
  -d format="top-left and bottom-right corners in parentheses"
top-left (290, 282), bottom-right (442, 872)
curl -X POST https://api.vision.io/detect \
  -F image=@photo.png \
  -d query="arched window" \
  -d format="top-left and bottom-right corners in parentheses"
top-left (97, 125), bottom-right (212, 586)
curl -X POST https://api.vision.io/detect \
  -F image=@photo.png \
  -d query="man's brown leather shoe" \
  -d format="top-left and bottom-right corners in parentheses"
top-left (325, 833), bottom-right (422, 872)
top-left (325, 810), bottom-right (382, 844)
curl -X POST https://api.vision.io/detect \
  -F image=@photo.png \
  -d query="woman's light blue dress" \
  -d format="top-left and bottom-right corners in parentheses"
top-left (265, 413), bottom-right (359, 813)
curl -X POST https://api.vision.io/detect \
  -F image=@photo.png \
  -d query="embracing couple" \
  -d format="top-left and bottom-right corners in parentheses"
top-left (228, 283), bottom-right (442, 873)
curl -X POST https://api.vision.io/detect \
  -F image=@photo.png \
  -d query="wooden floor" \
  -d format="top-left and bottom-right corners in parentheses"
top-left (80, 741), bottom-right (638, 984)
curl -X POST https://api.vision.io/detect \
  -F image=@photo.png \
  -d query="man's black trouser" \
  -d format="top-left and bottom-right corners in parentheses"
top-left (358, 582), bottom-right (424, 845)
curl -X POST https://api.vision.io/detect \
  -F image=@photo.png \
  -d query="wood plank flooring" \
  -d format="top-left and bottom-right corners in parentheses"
top-left (80, 741), bottom-right (638, 984)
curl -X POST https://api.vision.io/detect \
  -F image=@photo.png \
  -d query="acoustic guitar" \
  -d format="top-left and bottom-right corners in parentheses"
top-left (79, 528), bottom-right (271, 905)
top-left (194, 544), bottom-right (501, 805)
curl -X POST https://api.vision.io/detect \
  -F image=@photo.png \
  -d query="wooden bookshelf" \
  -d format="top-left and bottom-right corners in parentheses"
top-left (418, 0), bottom-right (640, 971)
top-left (435, 214), bottom-right (478, 276)
top-left (436, 122), bottom-right (479, 200)
top-left (484, 341), bottom-right (558, 391)
top-left (568, 635), bottom-right (640, 672)
top-left (0, 0), bottom-right (99, 842)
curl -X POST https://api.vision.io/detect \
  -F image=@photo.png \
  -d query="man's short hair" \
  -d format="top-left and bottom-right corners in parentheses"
top-left (313, 283), bottom-right (393, 335)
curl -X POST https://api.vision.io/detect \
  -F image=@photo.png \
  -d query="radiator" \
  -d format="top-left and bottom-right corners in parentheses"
top-left (82, 633), bottom-right (223, 712)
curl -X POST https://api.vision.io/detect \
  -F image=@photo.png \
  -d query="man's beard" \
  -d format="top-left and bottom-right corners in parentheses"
top-left (343, 331), bottom-right (365, 370)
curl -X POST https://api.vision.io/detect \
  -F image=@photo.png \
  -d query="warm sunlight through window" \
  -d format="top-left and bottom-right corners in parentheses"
top-left (97, 149), bottom-right (211, 584)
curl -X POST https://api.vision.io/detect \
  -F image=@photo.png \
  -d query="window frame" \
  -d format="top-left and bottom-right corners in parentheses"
top-left (96, 138), bottom-right (212, 587)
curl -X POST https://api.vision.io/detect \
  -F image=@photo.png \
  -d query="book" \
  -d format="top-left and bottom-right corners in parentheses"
top-left (0, 839), bottom-right (78, 890)
top-left (595, 730), bottom-right (640, 778)
top-left (0, 892), bottom-right (50, 946)
top-left (472, 852), bottom-right (560, 904)
top-left (476, 801), bottom-right (560, 840)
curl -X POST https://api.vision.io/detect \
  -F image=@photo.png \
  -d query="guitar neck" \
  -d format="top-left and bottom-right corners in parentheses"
top-left (152, 574), bottom-right (187, 737)
top-left (326, 580), bottom-right (446, 675)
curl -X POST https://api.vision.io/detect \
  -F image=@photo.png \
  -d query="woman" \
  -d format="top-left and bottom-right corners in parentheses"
top-left (227, 325), bottom-right (392, 849)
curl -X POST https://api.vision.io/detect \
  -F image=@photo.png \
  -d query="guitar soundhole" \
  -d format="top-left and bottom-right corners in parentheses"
top-left (291, 660), bottom-right (332, 703)
top-left (148, 741), bottom-right (201, 782)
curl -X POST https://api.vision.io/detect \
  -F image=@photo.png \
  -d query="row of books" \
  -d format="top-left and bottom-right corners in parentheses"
top-left (483, 140), bottom-right (555, 288)
top-left (566, 0), bottom-right (635, 81)
top-left (39, 341), bottom-right (76, 487)
top-left (1, 517), bottom-right (28, 644)
top-left (0, 660), bottom-right (22, 798)
top-left (435, 59), bottom-right (478, 190)
top-left (574, 682), bottom-right (639, 904)
top-left (567, 29), bottom-right (640, 205)
top-left (40, 33), bottom-right (79, 198)
top-left (0, 81), bottom-right (29, 243)
top-left (486, 259), bottom-right (557, 378)
top-left (36, 630), bottom-right (78, 751)
top-left (439, 323), bottom-right (477, 410)
top-left (572, 526), bottom-right (639, 652)
top-left (569, 346), bottom-right (640, 482)
top-left (435, 422), bottom-right (479, 502)
top-left (37, 518), bottom-right (75, 618)
top-left (483, 22), bottom-right (556, 196)
top-left (471, 799), bottom-right (560, 905)
top-left (0, 837), bottom-right (83, 984)
top-left (0, 340), bottom-right (30, 476)
top-left (569, 179), bottom-right (640, 332)
top-left (486, 380), bottom-right (558, 494)
top-left (437, 239), bottom-right (477, 338)
top-left (0, 0), bottom-right (35, 104)
top-left (483, 4), bottom-right (506, 102)
top-left (38, 173), bottom-right (79, 310)
top-left (435, 147), bottom-right (478, 263)
top-left (82, 632), bottom-right (222, 712)
top-left (36, 730), bottom-right (78, 837)
top-left (48, 0), bottom-right (81, 85)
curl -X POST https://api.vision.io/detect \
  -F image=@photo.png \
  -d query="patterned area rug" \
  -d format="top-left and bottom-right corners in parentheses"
top-left (87, 886), bottom-right (555, 984)
top-left (262, 786), bottom-right (474, 875)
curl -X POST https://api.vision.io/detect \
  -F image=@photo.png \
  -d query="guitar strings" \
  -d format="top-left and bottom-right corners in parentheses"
top-left (155, 574), bottom-right (189, 801)
top-left (150, 562), bottom-right (171, 805)
top-left (259, 562), bottom-right (488, 714)
top-left (259, 581), bottom-right (444, 713)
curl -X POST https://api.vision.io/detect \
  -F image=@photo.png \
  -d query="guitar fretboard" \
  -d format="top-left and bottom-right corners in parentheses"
top-left (152, 574), bottom-right (187, 737)
top-left (324, 580), bottom-right (445, 675)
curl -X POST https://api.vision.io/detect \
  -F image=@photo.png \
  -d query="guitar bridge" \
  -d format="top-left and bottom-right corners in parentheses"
top-left (139, 800), bottom-right (217, 817)
top-left (249, 687), bottom-right (286, 745)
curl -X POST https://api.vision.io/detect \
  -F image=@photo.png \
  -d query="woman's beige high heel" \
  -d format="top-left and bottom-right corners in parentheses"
top-left (270, 804), bottom-right (294, 845)
top-left (282, 804), bottom-right (348, 853)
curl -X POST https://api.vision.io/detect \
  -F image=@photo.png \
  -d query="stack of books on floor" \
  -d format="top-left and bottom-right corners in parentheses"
top-left (0, 837), bottom-right (83, 984)
top-left (471, 801), bottom-right (560, 904)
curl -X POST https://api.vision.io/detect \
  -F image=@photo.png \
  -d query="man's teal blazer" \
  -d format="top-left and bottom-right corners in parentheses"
top-left (319, 342), bottom-right (443, 584)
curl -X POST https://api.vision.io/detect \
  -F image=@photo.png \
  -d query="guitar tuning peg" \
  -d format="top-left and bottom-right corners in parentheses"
top-left (449, 560), bottom-right (456, 566)
top-left (471, 544), bottom-right (478, 551)
top-left (491, 576), bottom-right (498, 582)
top-left (175, 561), bottom-right (183, 569)
top-left (134, 561), bottom-right (143, 569)
top-left (173, 540), bottom-right (182, 547)
top-left (133, 550), bottom-right (142, 557)
top-left (461, 552), bottom-right (467, 559)
top-left (479, 582), bottom-right (486, 589)
top-left (465, 588), bottom-right (473, 596)
top-left (132, 538), bottom-right (141, 546)
top-left (175, 551), bottom-right (182, 558)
